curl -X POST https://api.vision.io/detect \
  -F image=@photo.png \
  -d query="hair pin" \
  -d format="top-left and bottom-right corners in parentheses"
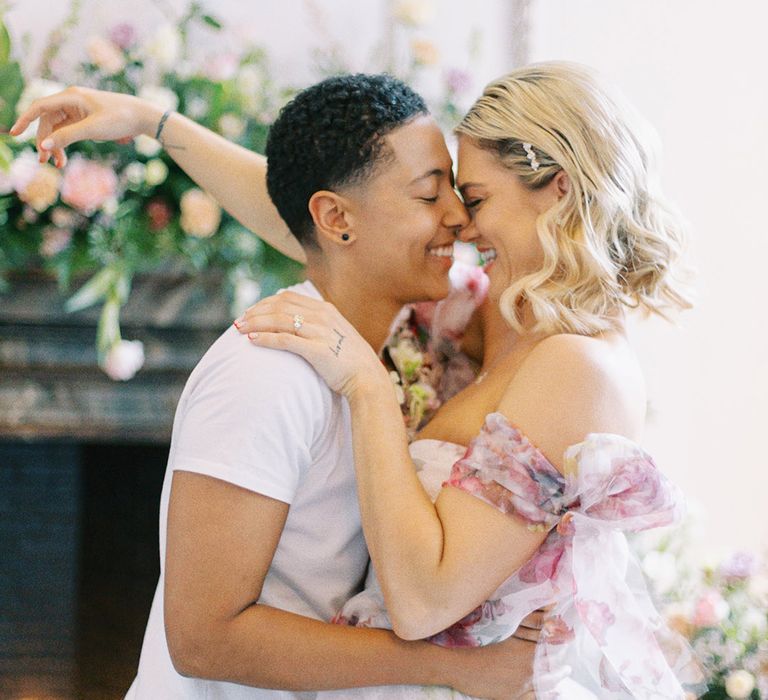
top-left (522, 142), bottom-right (540, 171)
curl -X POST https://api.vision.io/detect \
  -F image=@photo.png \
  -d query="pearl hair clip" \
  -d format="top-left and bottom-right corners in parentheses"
top-left (522, 142), bottom-right (540, 171)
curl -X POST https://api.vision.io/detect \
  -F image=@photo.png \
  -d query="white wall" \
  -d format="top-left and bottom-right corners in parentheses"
top-left (6, 0), bottom-right (765, 558)
top-left (529, 0), bottom-right (768, 559)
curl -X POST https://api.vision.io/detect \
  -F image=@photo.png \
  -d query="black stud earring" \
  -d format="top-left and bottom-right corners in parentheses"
top-left (341, 233), bottom-right (350, 241)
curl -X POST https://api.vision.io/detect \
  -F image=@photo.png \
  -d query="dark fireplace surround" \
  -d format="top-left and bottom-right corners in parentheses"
top-left (0, 271), bottom-right (232, 698)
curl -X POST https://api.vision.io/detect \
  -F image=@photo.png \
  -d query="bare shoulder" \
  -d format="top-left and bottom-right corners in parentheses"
top-left (497, 332), bottom-right (646, 471)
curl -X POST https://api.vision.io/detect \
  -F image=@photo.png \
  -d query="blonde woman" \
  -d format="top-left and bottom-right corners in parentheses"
top-left (234, 62), bottom-right (705, 698)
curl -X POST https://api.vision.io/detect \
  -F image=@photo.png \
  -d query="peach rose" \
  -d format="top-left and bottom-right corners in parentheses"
top-left (180, 188), bottom-right (221, 238)
top-left (86, 36), bottom-right (125, 75)
top-left (410, 38), bottom-right (440, 66)
top-left (18, 162), bottom-right (61, 212)
top-left (61, 157), bottom-right (118, 215)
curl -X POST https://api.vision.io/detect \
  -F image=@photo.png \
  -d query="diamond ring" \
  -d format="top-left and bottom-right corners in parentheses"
top-left (292, 314), bottom-right (304, 334)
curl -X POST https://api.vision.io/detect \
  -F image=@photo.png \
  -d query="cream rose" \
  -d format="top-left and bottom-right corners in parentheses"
top-left (725, 670), bottom-right (755, 699)
top-left (180, 188), bottom-right (221, 238)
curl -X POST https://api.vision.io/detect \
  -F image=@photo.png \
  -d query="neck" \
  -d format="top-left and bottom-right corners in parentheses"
top-left (305, 263), bottom-right (404, 353)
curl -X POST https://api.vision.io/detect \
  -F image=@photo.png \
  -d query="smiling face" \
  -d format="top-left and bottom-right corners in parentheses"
top-left (343, 115), bottom-right (469, 305)
top-left (456, 136), bottom-right (561, 303)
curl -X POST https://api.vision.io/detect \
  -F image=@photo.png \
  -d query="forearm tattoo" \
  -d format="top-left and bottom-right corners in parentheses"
top-left (329, 329), bottom-right (345, 357)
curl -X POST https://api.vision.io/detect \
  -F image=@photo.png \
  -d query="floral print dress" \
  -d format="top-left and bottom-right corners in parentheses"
top-left (319, 267), bottom-right (703, 698)
top-left (320, 416), bottom-right (703, 699)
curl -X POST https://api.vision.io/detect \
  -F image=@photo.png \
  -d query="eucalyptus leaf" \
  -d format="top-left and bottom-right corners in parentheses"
top-left (0, 19), bottom-right (10, 64)
top-left (0, 61), bottom-right (24, 131)
top-left (0, 139), bottom-right (12, 172)
top-left (64, 265), bottom-right (119, 313)
top-left (202, 15), bottom-right (222, 30)
top-left (97, 293), bottom-right (121, 356)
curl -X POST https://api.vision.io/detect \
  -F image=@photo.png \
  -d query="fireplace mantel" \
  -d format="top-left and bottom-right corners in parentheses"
top-left (0, 270), bottom-right (234, 443)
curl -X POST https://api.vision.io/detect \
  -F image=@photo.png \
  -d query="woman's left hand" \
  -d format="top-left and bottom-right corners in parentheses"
top-left (234, 292), bottom-right (389, 398)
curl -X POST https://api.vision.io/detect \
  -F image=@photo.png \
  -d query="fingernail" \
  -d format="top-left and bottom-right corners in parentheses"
top-left (41, 138), bottom-right (54, 150)
top-left (234, 316), bottom-right (244, 327)
top-left (248, 332), bottom-right (258, 340)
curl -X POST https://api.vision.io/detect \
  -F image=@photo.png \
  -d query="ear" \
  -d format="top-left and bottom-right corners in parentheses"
top-left (553, 170), bottom-right (570, 199)
top-left (308, 190), bottom-right (356, 247)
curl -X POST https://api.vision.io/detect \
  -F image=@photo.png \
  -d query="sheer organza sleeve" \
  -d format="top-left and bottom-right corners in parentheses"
top-left (441, 412), bottom-right (706, 699)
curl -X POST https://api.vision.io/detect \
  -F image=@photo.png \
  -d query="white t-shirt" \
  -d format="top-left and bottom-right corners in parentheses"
top-left (126, 281), bottom-right (369, 700)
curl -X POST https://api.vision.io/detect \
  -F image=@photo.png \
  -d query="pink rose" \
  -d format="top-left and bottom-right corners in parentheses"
top-left (40, 227), bottom-right (73, 258)
top-left (109, 23), bottom-right (137, 50)
top-left (691, 590), bottom-right (729, 628)
top-left (86, 36), bottom-right (126, 75)
top-left (61, 157), bottom-right (118, 215)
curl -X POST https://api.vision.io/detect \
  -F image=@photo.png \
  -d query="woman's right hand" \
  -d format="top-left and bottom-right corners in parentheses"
top-left (9, 86), bottom-right (162, 169)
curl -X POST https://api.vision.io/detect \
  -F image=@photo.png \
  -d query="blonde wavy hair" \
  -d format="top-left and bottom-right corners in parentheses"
top-left (455, 61), bottom-right (693, 335)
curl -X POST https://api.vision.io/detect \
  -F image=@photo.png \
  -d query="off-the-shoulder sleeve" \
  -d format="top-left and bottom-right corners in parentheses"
top-left (439, 412), bottom-right (705, 699)
top-left (444, 412), bottom-right (568, 530)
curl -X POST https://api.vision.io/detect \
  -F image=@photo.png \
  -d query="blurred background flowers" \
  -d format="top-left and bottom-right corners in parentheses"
top-left (0, 0), bottom-right (478, 380)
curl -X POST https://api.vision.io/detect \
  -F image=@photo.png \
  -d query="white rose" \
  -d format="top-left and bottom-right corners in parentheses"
top-left (393, 0), bottom-right (435, 26)
top-left (725, 670), bottom-right (755, 699)
top-left (86, 35), bottom-right (125, 75)
top-left (137, 85), bottom-right (179, 114)
top-left (14, 79), bottom-right (66, 142)
top-left (218, 113), bottom-right (245, 140)
top-left (144, 159), bottom-right (168, 187)
top-left (389, 371), bottom-right (406, 405)
top-left (747, 573), bottom-right (768, 607)
top-left (237, 65), bottom-right (262, 94)
top-left (9, 150), bottom-right (40, 192)
top-left (185, 97), bottom-right (209, 120)
top-left (102, 339), bottom-right (145, 381)
top-left (123, 162), bottom-right (146, 186)
top-left (144, 25), bottom-right (181, 70)
top-left (389, 340), bottom-right (423, 379)
top-left (134, 134), bottom-right (162, 157)
top-left (642, 550), bottom-right (679, 595)
top-left (101, 197), bottom-right (119, 216)
top-left (232, 276), bottom-right (262, 316)
top-left (740, 606), bottom-right (767, 635)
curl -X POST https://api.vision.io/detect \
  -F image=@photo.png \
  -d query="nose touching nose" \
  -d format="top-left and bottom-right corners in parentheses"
top-left (444, 189), bottom-right (471, 237)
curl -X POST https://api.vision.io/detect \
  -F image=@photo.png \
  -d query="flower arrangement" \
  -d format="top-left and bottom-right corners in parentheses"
top-left (633, 513), bottom-right (768, 698)
top-left (0, 1), bottom-right (302, 379)
top-left (0, 0), bottom-right (479, 381)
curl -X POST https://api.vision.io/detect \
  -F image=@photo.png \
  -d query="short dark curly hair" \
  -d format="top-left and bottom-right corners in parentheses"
top-left (265, 73), bottom-right (429, 247)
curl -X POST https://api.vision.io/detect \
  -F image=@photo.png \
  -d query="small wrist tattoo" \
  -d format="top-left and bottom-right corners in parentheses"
top-left (329, 329), bottom-right (345, 357)
top-left (155, 110), bottom-right (172, 143)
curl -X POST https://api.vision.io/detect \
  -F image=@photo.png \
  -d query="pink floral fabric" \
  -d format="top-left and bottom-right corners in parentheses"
top-left (383, 265), bottom-right (485, 437)
top-left (443, 412), bottom-right (706, 699)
